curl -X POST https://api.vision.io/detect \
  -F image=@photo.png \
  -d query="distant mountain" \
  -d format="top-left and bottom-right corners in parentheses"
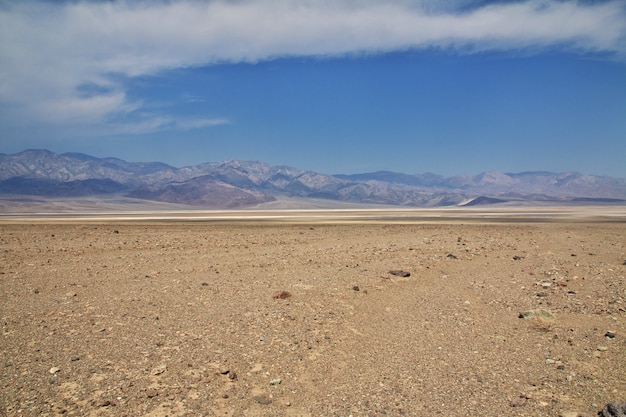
top-left (0, 177), bottom-right (128, 197)
top-left (1, 149), bottom-right (625, 208)
top-left (0, 149), bottom-right (176, 185)
top-left (127, 175), bottom-right (275, 208)
top-left (338, 170), bottom-right (626, 198)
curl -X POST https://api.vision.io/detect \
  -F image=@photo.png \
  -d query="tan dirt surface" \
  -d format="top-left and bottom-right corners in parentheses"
top-left (1, 217), bottom-right (625, 416)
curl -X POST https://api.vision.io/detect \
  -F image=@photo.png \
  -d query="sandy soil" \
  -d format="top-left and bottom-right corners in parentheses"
top-left (1, 215), bottom-right (625, 416)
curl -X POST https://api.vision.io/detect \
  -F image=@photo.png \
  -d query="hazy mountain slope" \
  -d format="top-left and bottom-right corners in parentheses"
top-left (338, 170), bottom-right (626, 199)
top-left (0, 149), bottom-right (175, 185)
top-left (1, 149), bottom-right (625, 208)
top-left (0, 177), bottom-right (128, 197)
top-left (126, 175), bottom-right (275, 208)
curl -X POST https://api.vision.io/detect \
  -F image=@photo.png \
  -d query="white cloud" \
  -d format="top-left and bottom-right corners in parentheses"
top-left (107, 116), bottom-right (230, 135)
top-left (1, 0), bottom-right (624, 132)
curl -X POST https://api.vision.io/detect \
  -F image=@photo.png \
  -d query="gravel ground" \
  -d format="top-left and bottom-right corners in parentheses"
top-left (1, 220), bottom-right (625, 416)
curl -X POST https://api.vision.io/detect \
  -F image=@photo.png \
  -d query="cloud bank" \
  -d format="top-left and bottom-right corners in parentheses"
top-left (1, 0), bottom-right (625, 133)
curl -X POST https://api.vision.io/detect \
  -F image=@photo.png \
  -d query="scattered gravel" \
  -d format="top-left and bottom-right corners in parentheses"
top-left (1, 221), bottom-right (625, 416)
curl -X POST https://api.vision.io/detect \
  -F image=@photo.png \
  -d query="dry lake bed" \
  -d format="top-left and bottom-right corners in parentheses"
top-left (1, 208), bottom-right (625, 416)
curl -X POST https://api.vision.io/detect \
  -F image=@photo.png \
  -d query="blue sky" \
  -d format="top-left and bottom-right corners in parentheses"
top-left (1, 0), bottom-right (625, 177)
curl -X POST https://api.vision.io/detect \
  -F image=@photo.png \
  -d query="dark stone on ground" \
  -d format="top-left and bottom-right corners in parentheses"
top-left (598, 401), bottom-right (626, 417)
top-left (253, 394), bottom-right (272, 405)
top-left (388, 270), bottom-right (410, 277)
top-left (273, 290), bottom-right (292, 299)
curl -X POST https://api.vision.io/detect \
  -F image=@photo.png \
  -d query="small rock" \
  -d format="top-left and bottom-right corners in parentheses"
top-left (49, 367), bottom-right (60, 374)
top-left (253, 394), bottom-right (272, 405)
top-left (598, 401), bottom-right (626, 417)
top-left (352, 285), bottom-right (360, 291)
top-left (70, 356), bottom-right (80, 362)
top-left (513, 255), bottom-right (524, 260)
top-left (96, 400), bottom-right (111, 407)
top-left (219, 366), bottom-right (230, 374)
top-left (388, 270), bottom-right (410, 277)
top-left (273, 290), bottom-right (291, 299)
top-left (152, 364), bottom-right (167, 375)
top-left (597, 346), bottom-right (608, 352)
top-left (146, 388), bottom-right (158, 398)
top-left (446, 254), bottom-right (458, 260)
top-left (510, 396), bottom-right (527, 407)
top-left (222, 393), bottom-right (229, 399)
top-left (269, 378), bottom-right (282, 386)
top-left (605, 331), bottom-right (616, 339)
top-left (227, 371), bottom-right (237, 380)
top-left (519, 309), bottom-right (555, 320)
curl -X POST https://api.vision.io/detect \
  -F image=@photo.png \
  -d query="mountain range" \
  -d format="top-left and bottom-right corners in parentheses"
top-left (1, 149), bottom-right (625, 209)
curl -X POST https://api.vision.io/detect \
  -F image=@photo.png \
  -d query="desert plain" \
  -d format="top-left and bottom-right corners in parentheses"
top-left (1, 207), bottom-right (625, 417)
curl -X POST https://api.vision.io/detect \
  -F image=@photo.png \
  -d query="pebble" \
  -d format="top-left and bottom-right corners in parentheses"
top-left (519, 309), bottom-right (555, 320)
top-left (152, 364), bottom-right (167, 375)
top-left (253, 394), bottom-right (272, 405)
top-left (604, 331), bottom-right (616, 339)
top-left (146, 388), bottom-right (158, 398)
top-left (510, 396), bottom-right (526, 407)
top-left (597, 346), bottom-right (608, 352)
top-left (269, 378), bottom-right (282, 386)
top-left (219, 366), bottom-right (230, 375)
top-left (388, 270), bottom-right (410, 277)
top-left (273, 290), bottom-right (291, 299)
top-left (49, 367), bottom-right (60, 374)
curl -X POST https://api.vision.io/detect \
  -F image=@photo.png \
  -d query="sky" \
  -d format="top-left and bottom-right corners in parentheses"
top-left (0, 0), bottom-right (625, 177)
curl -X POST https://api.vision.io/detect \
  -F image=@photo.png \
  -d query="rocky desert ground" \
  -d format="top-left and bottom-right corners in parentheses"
top-left (1, 209), bottom-right (625, 416)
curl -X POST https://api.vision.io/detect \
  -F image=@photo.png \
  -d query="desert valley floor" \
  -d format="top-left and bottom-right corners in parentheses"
top-left (1, 209), bottom-right (625, 416)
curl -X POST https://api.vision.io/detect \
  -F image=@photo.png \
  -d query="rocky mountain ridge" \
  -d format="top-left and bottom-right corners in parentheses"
top-left (1, 149), bottom-right (625, 208)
